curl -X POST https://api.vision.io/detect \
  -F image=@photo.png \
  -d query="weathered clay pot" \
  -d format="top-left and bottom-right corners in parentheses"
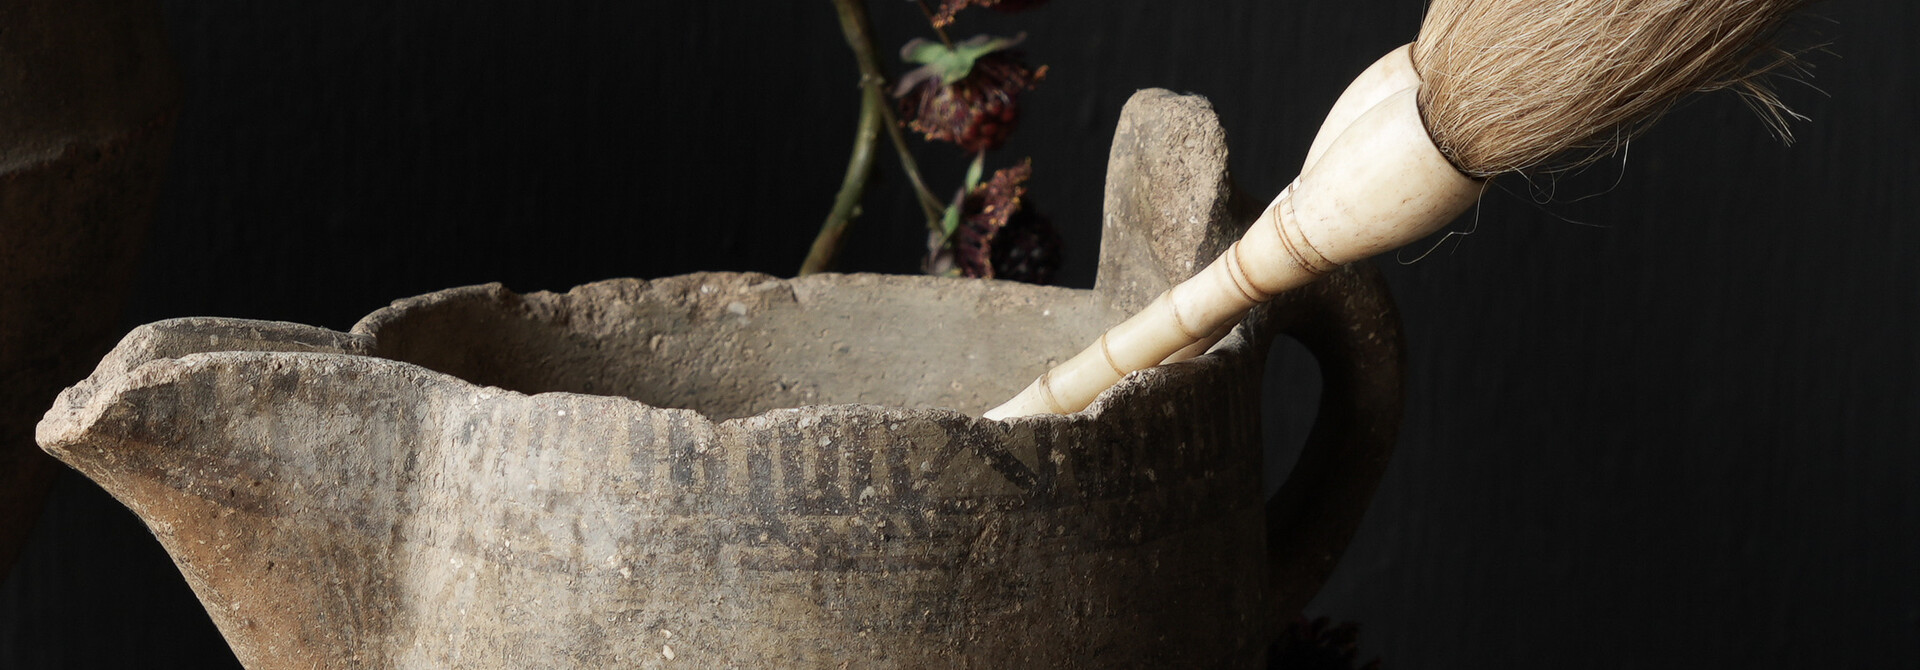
top-left (38, 90), bottom-right (1402, 668)
top-left (0, 0), bottom-right (179, 575)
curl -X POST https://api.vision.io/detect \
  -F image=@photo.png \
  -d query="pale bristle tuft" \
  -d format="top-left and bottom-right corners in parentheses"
top-left (1413, 0), bottom-right (1812, 177)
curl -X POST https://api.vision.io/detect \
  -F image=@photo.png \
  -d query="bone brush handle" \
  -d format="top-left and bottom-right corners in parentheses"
top-left (986, 47), bottom-right (1478, 420)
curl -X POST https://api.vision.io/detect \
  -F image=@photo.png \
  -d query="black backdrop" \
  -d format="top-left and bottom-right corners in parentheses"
top-left (5, 1), bottom-right (1916, 667)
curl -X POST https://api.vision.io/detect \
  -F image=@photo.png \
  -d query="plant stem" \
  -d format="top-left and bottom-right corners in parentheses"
top-left (801, 85), bottom-right (885, 275)
top-left (914, 0), bottom-right (957, 49)
top-left (877, 90), bottom-right (950, 229)
top-left (813, 0), bottom-right (946, 274)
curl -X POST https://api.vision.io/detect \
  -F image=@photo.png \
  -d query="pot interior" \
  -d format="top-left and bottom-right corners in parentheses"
top-left (357, 273), bottom-right (1120, 420)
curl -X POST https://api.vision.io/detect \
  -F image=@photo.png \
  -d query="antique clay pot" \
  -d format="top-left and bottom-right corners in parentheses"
top-left (38, 90), bottom-right (1402, 668)
top-left (0, 0), bottom-right (179, 576)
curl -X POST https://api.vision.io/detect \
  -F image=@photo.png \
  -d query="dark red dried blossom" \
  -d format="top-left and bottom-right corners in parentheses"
top-left (895, 35), bottom-right (1047, 154)
top-left (931, 0), bottom-right (1050, 27)
top-left (953, 160), bottom-right (1062, 284)
top-left (1266, 617), bottom-right (1381, 670)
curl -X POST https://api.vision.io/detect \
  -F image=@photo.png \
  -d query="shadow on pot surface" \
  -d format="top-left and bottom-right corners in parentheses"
top-left (36, 90), bottom-right (1402, 669)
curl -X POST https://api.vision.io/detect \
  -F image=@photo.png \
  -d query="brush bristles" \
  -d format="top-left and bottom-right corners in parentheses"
top-left (1414, 0), bottom-right (1811, 177)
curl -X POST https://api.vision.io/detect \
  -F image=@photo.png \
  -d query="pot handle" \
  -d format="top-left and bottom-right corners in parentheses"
top-left (1088, 88), bottom-right (1406, 622)
top-left (1255, 260), bottom-right (1405, 622)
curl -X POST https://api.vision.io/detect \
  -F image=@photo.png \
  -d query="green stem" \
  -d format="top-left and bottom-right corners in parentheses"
top-left (800, 85), bottom-right (884, 275)
top-left (914, 0), bottom-right (957, 49)
top-left (878, 89), bottom-right (949, 228)
top-left (829, 0), bottom-right (945, 231)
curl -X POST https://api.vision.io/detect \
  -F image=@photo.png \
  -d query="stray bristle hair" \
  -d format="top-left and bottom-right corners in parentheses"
top-left (1414, 0), bottom-right (1812, 177)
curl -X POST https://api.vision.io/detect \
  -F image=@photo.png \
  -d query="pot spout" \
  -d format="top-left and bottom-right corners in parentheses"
top-left (38, 317), bottom-right (373, 484)
top-left (34, 318), bottom-right (476, 668)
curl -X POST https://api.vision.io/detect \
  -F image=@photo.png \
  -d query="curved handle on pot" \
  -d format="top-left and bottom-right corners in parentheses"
top-left (1255, 260), bottom-right (1405, 622)
top-left (1087, 87), bottom-right (1405, 625)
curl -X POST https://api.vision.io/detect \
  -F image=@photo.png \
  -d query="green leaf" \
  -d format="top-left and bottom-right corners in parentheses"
top-left (901, 33), bottom-right (1025, 85)
top-left (964, 152), bottom-right (986, 192)
top-left (902, 39), bottom-right (952, 67)
top-left (941, 200), bottom-right (962, 237)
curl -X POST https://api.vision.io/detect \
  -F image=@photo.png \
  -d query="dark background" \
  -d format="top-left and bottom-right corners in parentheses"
top-left (5, 0), bottom-right (1915, 667)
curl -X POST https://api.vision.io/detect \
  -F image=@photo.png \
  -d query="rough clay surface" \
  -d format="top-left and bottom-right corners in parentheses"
top-left (38, 89), bottom-right (1401, 668)
top-left (1096, 89), bottom-right (1248, 316)
top-left (0, 0), bottom-right (178, 575)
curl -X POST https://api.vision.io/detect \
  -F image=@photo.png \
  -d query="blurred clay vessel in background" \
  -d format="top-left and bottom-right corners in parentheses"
top-left (0, 0), bottom-right (181, 575)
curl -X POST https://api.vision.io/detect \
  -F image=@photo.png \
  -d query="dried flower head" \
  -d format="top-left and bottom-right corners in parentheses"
top-left (930, 0), bottom-right (1049, 28)
top-left (895, 34), bottom-right (1048, 154)
top-left (1266, 617), bottom-right (1381, 670)
top-left (954, 160), bottom-right (1061, 284)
